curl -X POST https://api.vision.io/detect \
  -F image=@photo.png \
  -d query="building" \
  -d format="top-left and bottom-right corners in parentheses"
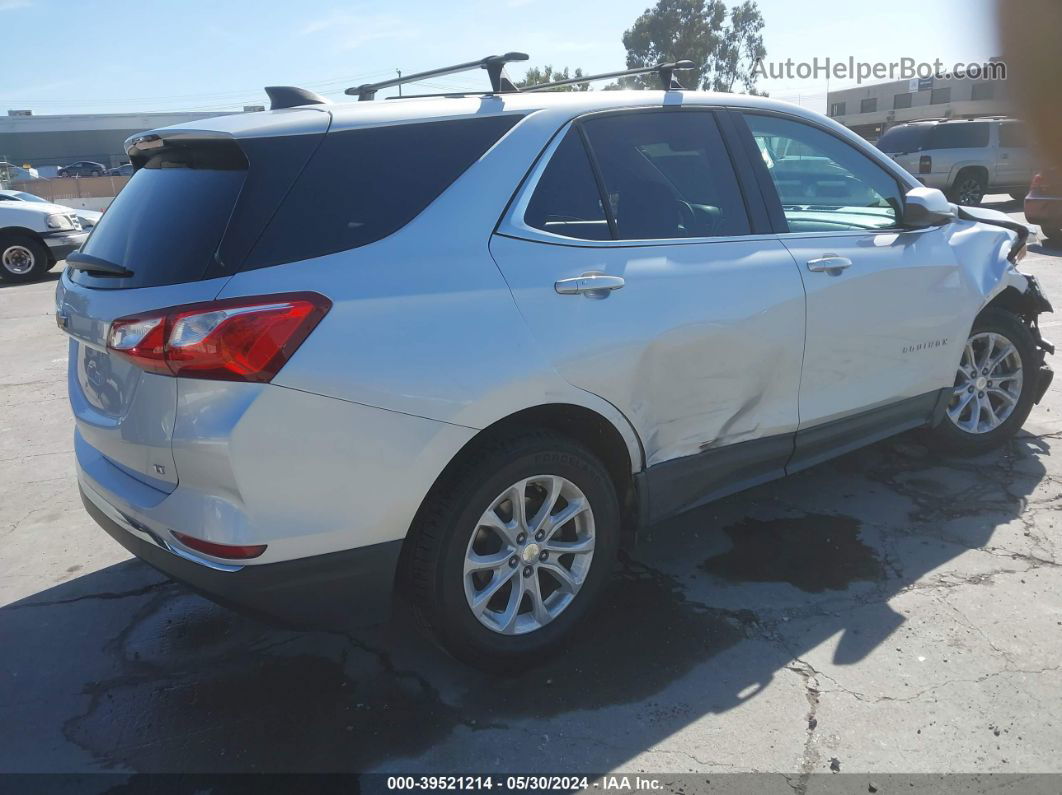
top-left (826, 74), bottom-right (1012, 142)
top-left (0, 109), bottom-right (250, 174)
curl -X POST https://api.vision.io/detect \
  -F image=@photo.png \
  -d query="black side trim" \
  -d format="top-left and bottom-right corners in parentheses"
top-left (82, 487), bottom-right (402, 630)
top-left (788, 389), bottom-right (945, 475)
top-left (645, 433), bottom-right (795, 524)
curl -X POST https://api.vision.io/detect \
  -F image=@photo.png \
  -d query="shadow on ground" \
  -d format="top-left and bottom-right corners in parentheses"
top-left (0, 432), bottom-right (1051, 773)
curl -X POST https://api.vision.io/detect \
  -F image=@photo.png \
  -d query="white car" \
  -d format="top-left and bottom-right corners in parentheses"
top-left (0, 199), bottom-right (87, 281)
top-left (0, 189), bottom-right (103, 231)
top-left (57, 56), bottom-right (1054, 667)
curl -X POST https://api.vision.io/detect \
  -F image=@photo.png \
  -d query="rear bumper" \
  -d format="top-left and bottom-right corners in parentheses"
top-left (81, 484), bottom-right (403, 629)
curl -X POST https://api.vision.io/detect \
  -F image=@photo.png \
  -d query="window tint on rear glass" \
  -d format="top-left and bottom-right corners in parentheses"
top-left (245, 115), bottom-right (521, 269)
top-left (79, 143), bottom-right (247, 288)
top-left (927, 122), bottom-right (989, 149)
top-left (999, 122), bottom-right (1027, 148)
top-left (580, 111), bottom-right (750, 239)
top-left (524, 128), bottom-right (610, 240)
top-left (876, 124), bottom-right (929, 153)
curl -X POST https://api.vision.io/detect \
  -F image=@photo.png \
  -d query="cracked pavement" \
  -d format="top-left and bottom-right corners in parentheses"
top-left (2, 199), bottom-right (1061, 777)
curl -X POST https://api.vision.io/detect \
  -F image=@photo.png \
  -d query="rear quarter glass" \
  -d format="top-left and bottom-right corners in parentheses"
top-left (242, 114), bottom-right (524, 270)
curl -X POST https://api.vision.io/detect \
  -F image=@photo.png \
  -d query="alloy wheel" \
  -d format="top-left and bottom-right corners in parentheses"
top-left (955, 177), bottom-right (984, 205)
top-left (947, 331), bottom-right (1023, 434)
top-left (2, 245), bottom-right (35, 275)
top-left (463, 474), bottom-right (595, 635)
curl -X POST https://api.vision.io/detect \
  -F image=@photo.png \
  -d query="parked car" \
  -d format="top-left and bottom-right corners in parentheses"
top-left (58, 160), bottom-right (106, 177)
top-left (56, 78), bottom-right (1053, 667)
top-left (0, 189), bottom-right (103, 230)
top-left (1025, 168), bottom-right (1061, 244)
top-left (0, 200), bottom-right (86, 281)
top-left (876, 118), bottom-right (1036, 206)
top-left (106, 163), bottom-right (134, 176)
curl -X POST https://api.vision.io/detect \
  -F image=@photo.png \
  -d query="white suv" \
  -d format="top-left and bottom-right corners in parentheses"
top-left (56, 58), bottom-right (1053, 667)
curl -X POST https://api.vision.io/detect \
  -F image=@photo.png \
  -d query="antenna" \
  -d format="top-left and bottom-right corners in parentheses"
top-left (347, 52), bottom-right (529, 101)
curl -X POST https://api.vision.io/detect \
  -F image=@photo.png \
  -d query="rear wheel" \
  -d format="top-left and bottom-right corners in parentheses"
top-left (408, 430), bottom-right (619, 669)
top-left (0, 234), bottom-right (50, 283)
top-left (948, 170), bottom-right (987, 206)
top-left (1042, 226), bottom-right (1062, 244)
top-left (1010, 190), bottom-right (1028, 202)
top-left (927, 308), bottom-right (1040, 455)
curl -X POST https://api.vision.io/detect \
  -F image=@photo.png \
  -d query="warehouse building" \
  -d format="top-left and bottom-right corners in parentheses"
top-left (825, 74), bottom-right (1012, 142)
top-left (0, 108), bottom-right (262, 175)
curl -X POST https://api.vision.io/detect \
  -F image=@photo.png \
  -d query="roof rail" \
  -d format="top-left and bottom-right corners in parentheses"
top-left (347, 52), bottom-right (529, 101)
top-left (523, 60), bottom-right (696, 92)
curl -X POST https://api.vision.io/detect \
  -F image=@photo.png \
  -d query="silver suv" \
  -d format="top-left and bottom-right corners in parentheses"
top-left (57, 59), bottom-right (1054, 667)
top-left (877, 117), bottom-right (1036, 206)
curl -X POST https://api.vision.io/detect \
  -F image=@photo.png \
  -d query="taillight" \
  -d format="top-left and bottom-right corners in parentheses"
top-left (107, 292), bottom-right (331, 382)
top-left (171, 531), bottom-right (267, 560)
top-left (919, 155), bottom-right (932, 174)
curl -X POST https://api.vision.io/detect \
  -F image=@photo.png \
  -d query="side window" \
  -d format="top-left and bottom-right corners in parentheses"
top-left (524, 128), bottom-right (610, 241)
top-left (580, 111), bottom-right (750, 239)
top-left (744, 113), bottom-right (904, 233)
top-left (999, 122), bottom-right (1027, 148)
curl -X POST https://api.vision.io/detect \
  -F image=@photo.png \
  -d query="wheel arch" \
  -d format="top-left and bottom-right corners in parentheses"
top-left (0, 226), bottom-right (53, 264)
top-left (397, 402), bottom-right (646, 588)
top-left (949, 163), bottom-right (990, 190)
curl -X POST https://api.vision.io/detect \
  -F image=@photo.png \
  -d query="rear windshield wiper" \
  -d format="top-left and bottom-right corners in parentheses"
top-left (67, 251), bottom-right (134, 277)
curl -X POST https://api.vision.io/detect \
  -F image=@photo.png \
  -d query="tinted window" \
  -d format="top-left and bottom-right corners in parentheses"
top-left (860, 98), bottom-right (877, 113)
top-left (524, 128), bottom-right (609, 240)
top-left (745, 113), bottom-right (903, 233)
top-left (247, 115), bottom-right (521, 269)
top-left (894, 93), bottom-right (913, 109)
top-left (876, 124), bottom-right (930, 153)
top-left (78, 142), bottom-right (246, 288)
top-left (580, 112), bottom-right (750, 239)
top-left (927, 122), bottom-right (988, 149)
top-left (999, 122), bottom-right (1027, 148)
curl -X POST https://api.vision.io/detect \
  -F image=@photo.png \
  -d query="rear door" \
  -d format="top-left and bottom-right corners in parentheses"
top-left (490, 109), bottom-right (807, 519)
top-left (738, 111), bottom-right (965, 469)
top-left (57, 114), bottom-right (329, 494)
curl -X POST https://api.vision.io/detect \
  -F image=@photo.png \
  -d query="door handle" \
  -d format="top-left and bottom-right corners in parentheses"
top-left (806, 254), bottom-right (852, 274)
top-left (554, 273), bottom-right (626, 297)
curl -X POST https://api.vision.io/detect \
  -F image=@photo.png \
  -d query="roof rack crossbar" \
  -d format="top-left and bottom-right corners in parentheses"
top-left (347, 52), bottom-right (529, 101)
top-left (522, 59), bottom-right (696, 92)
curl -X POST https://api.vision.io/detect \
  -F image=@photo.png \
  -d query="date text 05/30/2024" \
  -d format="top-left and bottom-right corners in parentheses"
top-left (386, 776), bottom-right (665, 791)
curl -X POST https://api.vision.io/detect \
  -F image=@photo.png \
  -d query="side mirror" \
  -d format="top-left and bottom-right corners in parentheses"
top-left (903, 187), bottom-right (956, 227)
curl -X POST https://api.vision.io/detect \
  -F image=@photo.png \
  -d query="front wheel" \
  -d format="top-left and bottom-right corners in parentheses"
top-left (0, 234), bottom-right (51, 283)
top-left (927, 308), bottom-right (1041, 455)
top-left (408, 430), bottom-right (619, 669)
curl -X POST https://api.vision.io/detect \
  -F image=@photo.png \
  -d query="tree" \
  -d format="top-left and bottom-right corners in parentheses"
top-left (516, 66), bottom-right (590, 92)
top-left (620, 0), bottom-right (766, 94)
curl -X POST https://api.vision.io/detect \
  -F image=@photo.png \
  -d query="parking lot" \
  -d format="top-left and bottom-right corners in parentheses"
top-left (2, 198), bottom-right (1061, 780)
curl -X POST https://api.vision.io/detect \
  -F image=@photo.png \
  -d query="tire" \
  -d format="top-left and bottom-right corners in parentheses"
top-left (948, 170), bottom-right (987, 206)
top-left (927, 307), bottom-right (1041, 455)
top-left (1042, 226), bottom-right (1062, 245)
top-left (408, 429), bottom-right (620, 669)
top-left (1010, 190), bottom-right (1028, 202)
top-left (0, 233), bottom-right (51, 283)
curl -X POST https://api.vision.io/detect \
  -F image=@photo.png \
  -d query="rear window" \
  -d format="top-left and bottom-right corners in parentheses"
top-left (77, 143), bottom-right (246, 288)
top-left (245, 115), bottom-right (522, 269)
top-left (876, 125), bottom-right (930, 153)
top-left (926, 122), bottom-right (989, 149)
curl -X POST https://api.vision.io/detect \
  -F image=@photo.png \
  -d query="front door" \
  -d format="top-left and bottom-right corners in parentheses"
top-left (740, 111), bottom-right (967, 469)
top-left (490, 109), bottom-right (807, 519)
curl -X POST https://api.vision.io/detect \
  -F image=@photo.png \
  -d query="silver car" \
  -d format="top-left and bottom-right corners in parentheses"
top-left (57, 79), bottom-right (1053, 667)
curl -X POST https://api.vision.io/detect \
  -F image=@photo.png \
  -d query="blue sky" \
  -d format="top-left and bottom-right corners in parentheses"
top-left (1, 0), bottom-right (998, 115)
